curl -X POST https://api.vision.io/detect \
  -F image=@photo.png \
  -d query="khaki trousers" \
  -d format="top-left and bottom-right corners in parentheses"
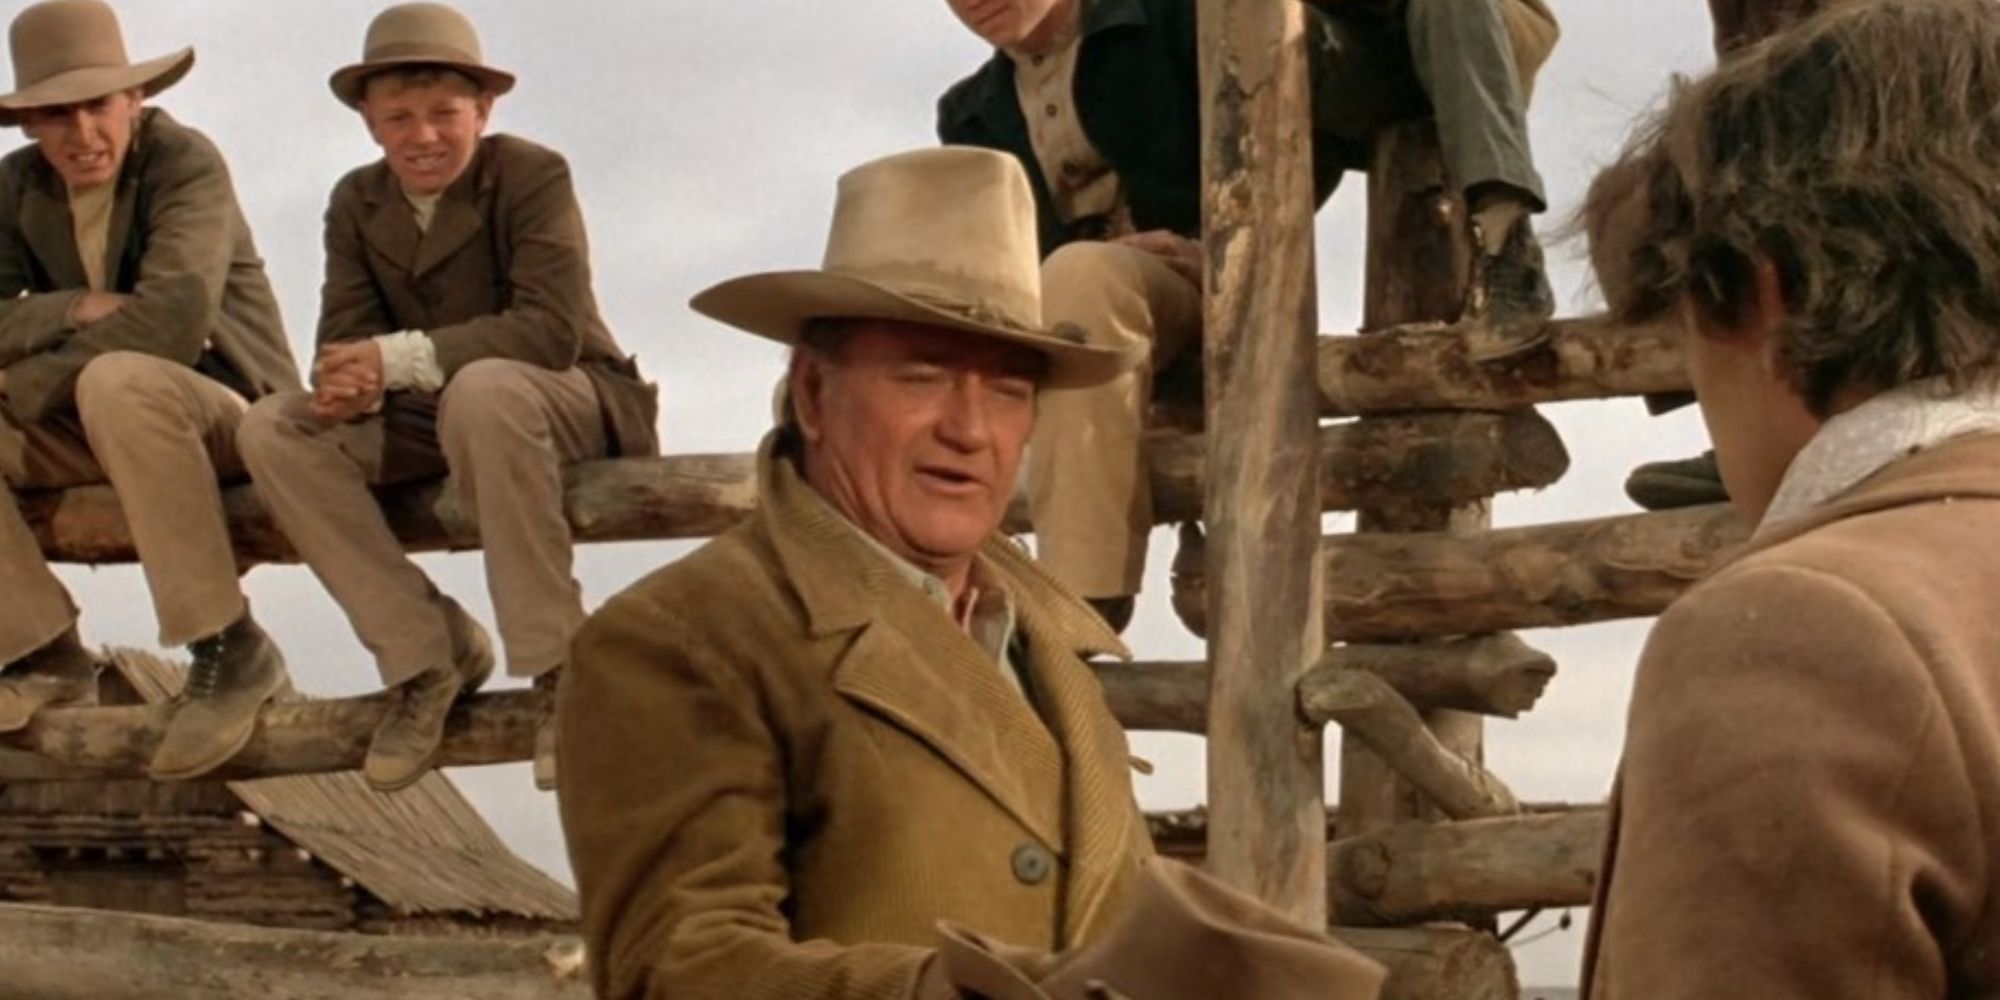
top-left (0, 351), bottom-right (249, 663)
top-left (1029, 242), bottom-right (1203, 599)
top-left (238, 359), bottom-right (607, 684)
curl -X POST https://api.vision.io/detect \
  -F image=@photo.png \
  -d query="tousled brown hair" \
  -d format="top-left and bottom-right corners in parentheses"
top-left (1584, 0), bottom-right (2000, 415)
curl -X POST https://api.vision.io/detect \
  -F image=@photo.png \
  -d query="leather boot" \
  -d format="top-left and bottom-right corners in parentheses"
top-left (1625, 450), bottom-right (1730, 510)
top-left (0, 628), bottom-right (99, 732)
top-left (532, 668), bottom-right (561, 792)
top-left (1460, 213), bottom-right (1556, 363)
top-left (364, 598), bottom-right (493, 792)
top-left (148, 613), bottom-right (288, 781)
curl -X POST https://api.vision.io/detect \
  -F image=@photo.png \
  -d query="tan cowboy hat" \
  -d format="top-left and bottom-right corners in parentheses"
top-left (930, 858), bottom-right (1386, 1000)
top-left (690, 146), bottom-right (1134, 390)
top-left (0, 0), bottom-right (192, 126)
top-left (330, 2), bottom-right (516, 109)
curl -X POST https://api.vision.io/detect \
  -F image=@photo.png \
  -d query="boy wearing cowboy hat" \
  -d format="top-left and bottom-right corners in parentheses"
top-left (556, 146), bottom-right (1383, 1000)
top-left (935, 0), bottom-right (1558, 631)
top-left (236, 1), bottom-right (658, 794)
top-left (0, 0), bottom-right (300, 779)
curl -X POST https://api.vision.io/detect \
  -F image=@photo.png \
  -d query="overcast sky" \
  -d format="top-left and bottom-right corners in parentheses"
top-left (33, 0), bottom-right (1719, 986)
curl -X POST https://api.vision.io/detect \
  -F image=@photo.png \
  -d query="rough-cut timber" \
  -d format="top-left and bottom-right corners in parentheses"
top-left (0, 902), bottom-right (587, 999)
top-left (0, 690), bottom-right (540, 783)
top-left (1173, 502), bottom-right (1749, 641)
top-left (1318, 314), bottom-right (1686, 416)
top-left (1197, 0), bottom-right (1326, 925)
top-left (23, 413), bottom-right (1564, 565)
top-left (1331, 809), bottom-right (1608, 926)
top-left (1097, 634), bottom-right (1557, 732)
top-left (1304, 670), bottom-right (1519, 820)
top-left (1336, 926), bottom-right (1520, 1000)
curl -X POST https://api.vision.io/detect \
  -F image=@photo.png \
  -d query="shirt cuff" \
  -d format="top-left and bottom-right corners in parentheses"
top-left (372, 330), bottom-right (445, 393)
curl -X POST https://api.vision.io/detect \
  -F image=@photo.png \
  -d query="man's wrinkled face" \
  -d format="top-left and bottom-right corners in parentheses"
top-left (361, 72), bottom-right (491, 197)
top-left (946, 0), bottom-right (1066, 48)
top-left (22, 89), bottom-right (141, 190)
top-left (794, 320), bottom-right (1044, 573)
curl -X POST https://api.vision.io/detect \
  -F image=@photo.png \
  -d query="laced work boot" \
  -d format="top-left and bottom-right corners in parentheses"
top-left (532, 668), bottom-right (561, 792)
top-left (0, 628), bottom-right (99, 732)
top-left (1460, 213), bottom-right (1556, 363)
top-left (148, 613), bottom-right (288, 781)
top-left (364, 598), bottom-right (493, 792)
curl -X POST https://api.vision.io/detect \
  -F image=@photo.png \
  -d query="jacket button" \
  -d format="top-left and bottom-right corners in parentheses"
top-left (1011, 843), bottom-right (1054, 886)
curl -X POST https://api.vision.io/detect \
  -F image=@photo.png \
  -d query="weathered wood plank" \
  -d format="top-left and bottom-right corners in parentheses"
top-left (1319, 313), bottom-right (1686, 416)
top-left (1173, 503), bottom-right (1750, 641)
top-left (1336, 926), bottom-right (1520, 1000)
top-left (0, 902), bottom-right (587, 999)
top-left (25, 411), bottom-right (1564, 566)
top-left (1305, 670), bottom-right (1519, 821)
top-left (1331, 809), bottom-right (1608, 926)
top-left (1098, 634), bottom-right (1557, 733)
top-left (0, 689), bottom-right (540, 783)
top-left (1197, 0), bottom-right (1327, 924)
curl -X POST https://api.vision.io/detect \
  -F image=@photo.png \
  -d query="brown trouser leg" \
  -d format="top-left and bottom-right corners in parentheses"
top-left (1029, 242), bottom-right (1203, 600)
top-left (0, 352), bottom-right (249, 663)
top-left (238, 360), bottom-right (606, 684)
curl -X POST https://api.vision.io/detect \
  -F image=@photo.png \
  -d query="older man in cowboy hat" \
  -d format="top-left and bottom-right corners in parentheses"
top-left (556, 146), bottom-right (1383, 1000)
top-left (0, 0), bottom-right (300, 778)
top-left (236, 1), bottom-right (657, 794)
top-left (935, 0), bottom-right (1559, 632)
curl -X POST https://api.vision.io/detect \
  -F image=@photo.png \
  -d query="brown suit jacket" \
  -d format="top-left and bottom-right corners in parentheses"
top-left (319, 132), bottom-right (657, 456)
top-left (559, 435), bottom-right (1155, 1000)
top-left (0, 108), bottom-right (300, 421)
top-left (1581, 432), bottom-right (2000, 998)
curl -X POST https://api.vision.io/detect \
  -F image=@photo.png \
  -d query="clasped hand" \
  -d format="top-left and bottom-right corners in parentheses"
top-left (311, 339), bottom-right (385, 423)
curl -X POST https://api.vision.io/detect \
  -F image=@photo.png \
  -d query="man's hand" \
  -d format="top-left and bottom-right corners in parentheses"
top-left (1114, 229), bottom-right (1203, 289)
top-left (67, 291), bottom-right (132, 327)
top-left (311, 339), bottom-right (385, 423)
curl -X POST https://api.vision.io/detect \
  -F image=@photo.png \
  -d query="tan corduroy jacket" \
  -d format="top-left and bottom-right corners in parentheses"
top-left (320, 132), bottom-right (657, 457)
top-left (1582, 432), bottom-right (2000, 998)
top-left (0, 108), bottom-right (300, 421)
top-left (560, 434), bottom-right (1155, 1000)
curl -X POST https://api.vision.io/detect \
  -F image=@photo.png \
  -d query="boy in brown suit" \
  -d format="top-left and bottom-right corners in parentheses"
top-left (237, 2), bottom-right (657, 793)
top-left (0, 0), bottom-right (300, 780)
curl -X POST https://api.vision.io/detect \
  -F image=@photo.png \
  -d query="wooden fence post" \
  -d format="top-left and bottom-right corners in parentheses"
top-left (1197, 0), bottom-right (1326, 923)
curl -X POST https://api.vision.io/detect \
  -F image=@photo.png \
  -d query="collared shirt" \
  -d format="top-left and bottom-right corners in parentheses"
top-left (67, 182), bottom-right (115, 293)
top-left (1760, 374), bottom-right (2000, 535)
top-left (842, 515), bottom-right (1029, 699)
top-left (1010, 29), bottom-right (1133, 238)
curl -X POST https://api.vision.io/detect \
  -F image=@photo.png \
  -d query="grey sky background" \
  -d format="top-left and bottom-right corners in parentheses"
top-left (33, 0), bottom-right (1717, 986)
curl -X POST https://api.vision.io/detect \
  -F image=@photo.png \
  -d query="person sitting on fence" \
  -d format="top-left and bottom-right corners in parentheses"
top-left (556, 146), bottom-right (1385, 1000)
top-left (235, 1), bottom-right (658, 795)
top-left (1579, 0), bottom-right (2000, 994)
top-left (1622, 0), bottom-right (1845, 513)
top-left (934, 0), bottom-right (1559, 633)
top-left (0, 0), bottom-right (301, 778)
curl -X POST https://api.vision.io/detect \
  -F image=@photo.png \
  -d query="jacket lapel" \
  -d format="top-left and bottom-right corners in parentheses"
top-left (103, 175), bottom-right (141, 290)
top-left (17, 174), bottom-right (84, 290)
top-left (412, 192), bottom-right (482, 278)
top-left (989, 541), bottom-right (1139, 946)
top-left (359, 178), bottom-right (422, 279)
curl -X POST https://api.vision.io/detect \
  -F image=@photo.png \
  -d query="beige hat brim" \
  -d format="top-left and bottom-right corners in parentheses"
top-left (690, 270), bottom-right (1134, 390)
top-left (0, 46), bottom-right (192, 125)
top-left (330, 57), bottom-right (515, 109)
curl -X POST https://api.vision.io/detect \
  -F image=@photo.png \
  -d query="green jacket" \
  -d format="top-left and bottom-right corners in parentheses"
top-left (0, 108), bottom-right (300, 421)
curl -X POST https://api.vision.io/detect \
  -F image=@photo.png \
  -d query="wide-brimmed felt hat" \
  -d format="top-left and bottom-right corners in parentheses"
top-left (690, 146), bottom-right (1134, 390)
top-left (330, 2), bottom-right (515, 110)
top-left (0, 0), bottom-right (192, 126)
